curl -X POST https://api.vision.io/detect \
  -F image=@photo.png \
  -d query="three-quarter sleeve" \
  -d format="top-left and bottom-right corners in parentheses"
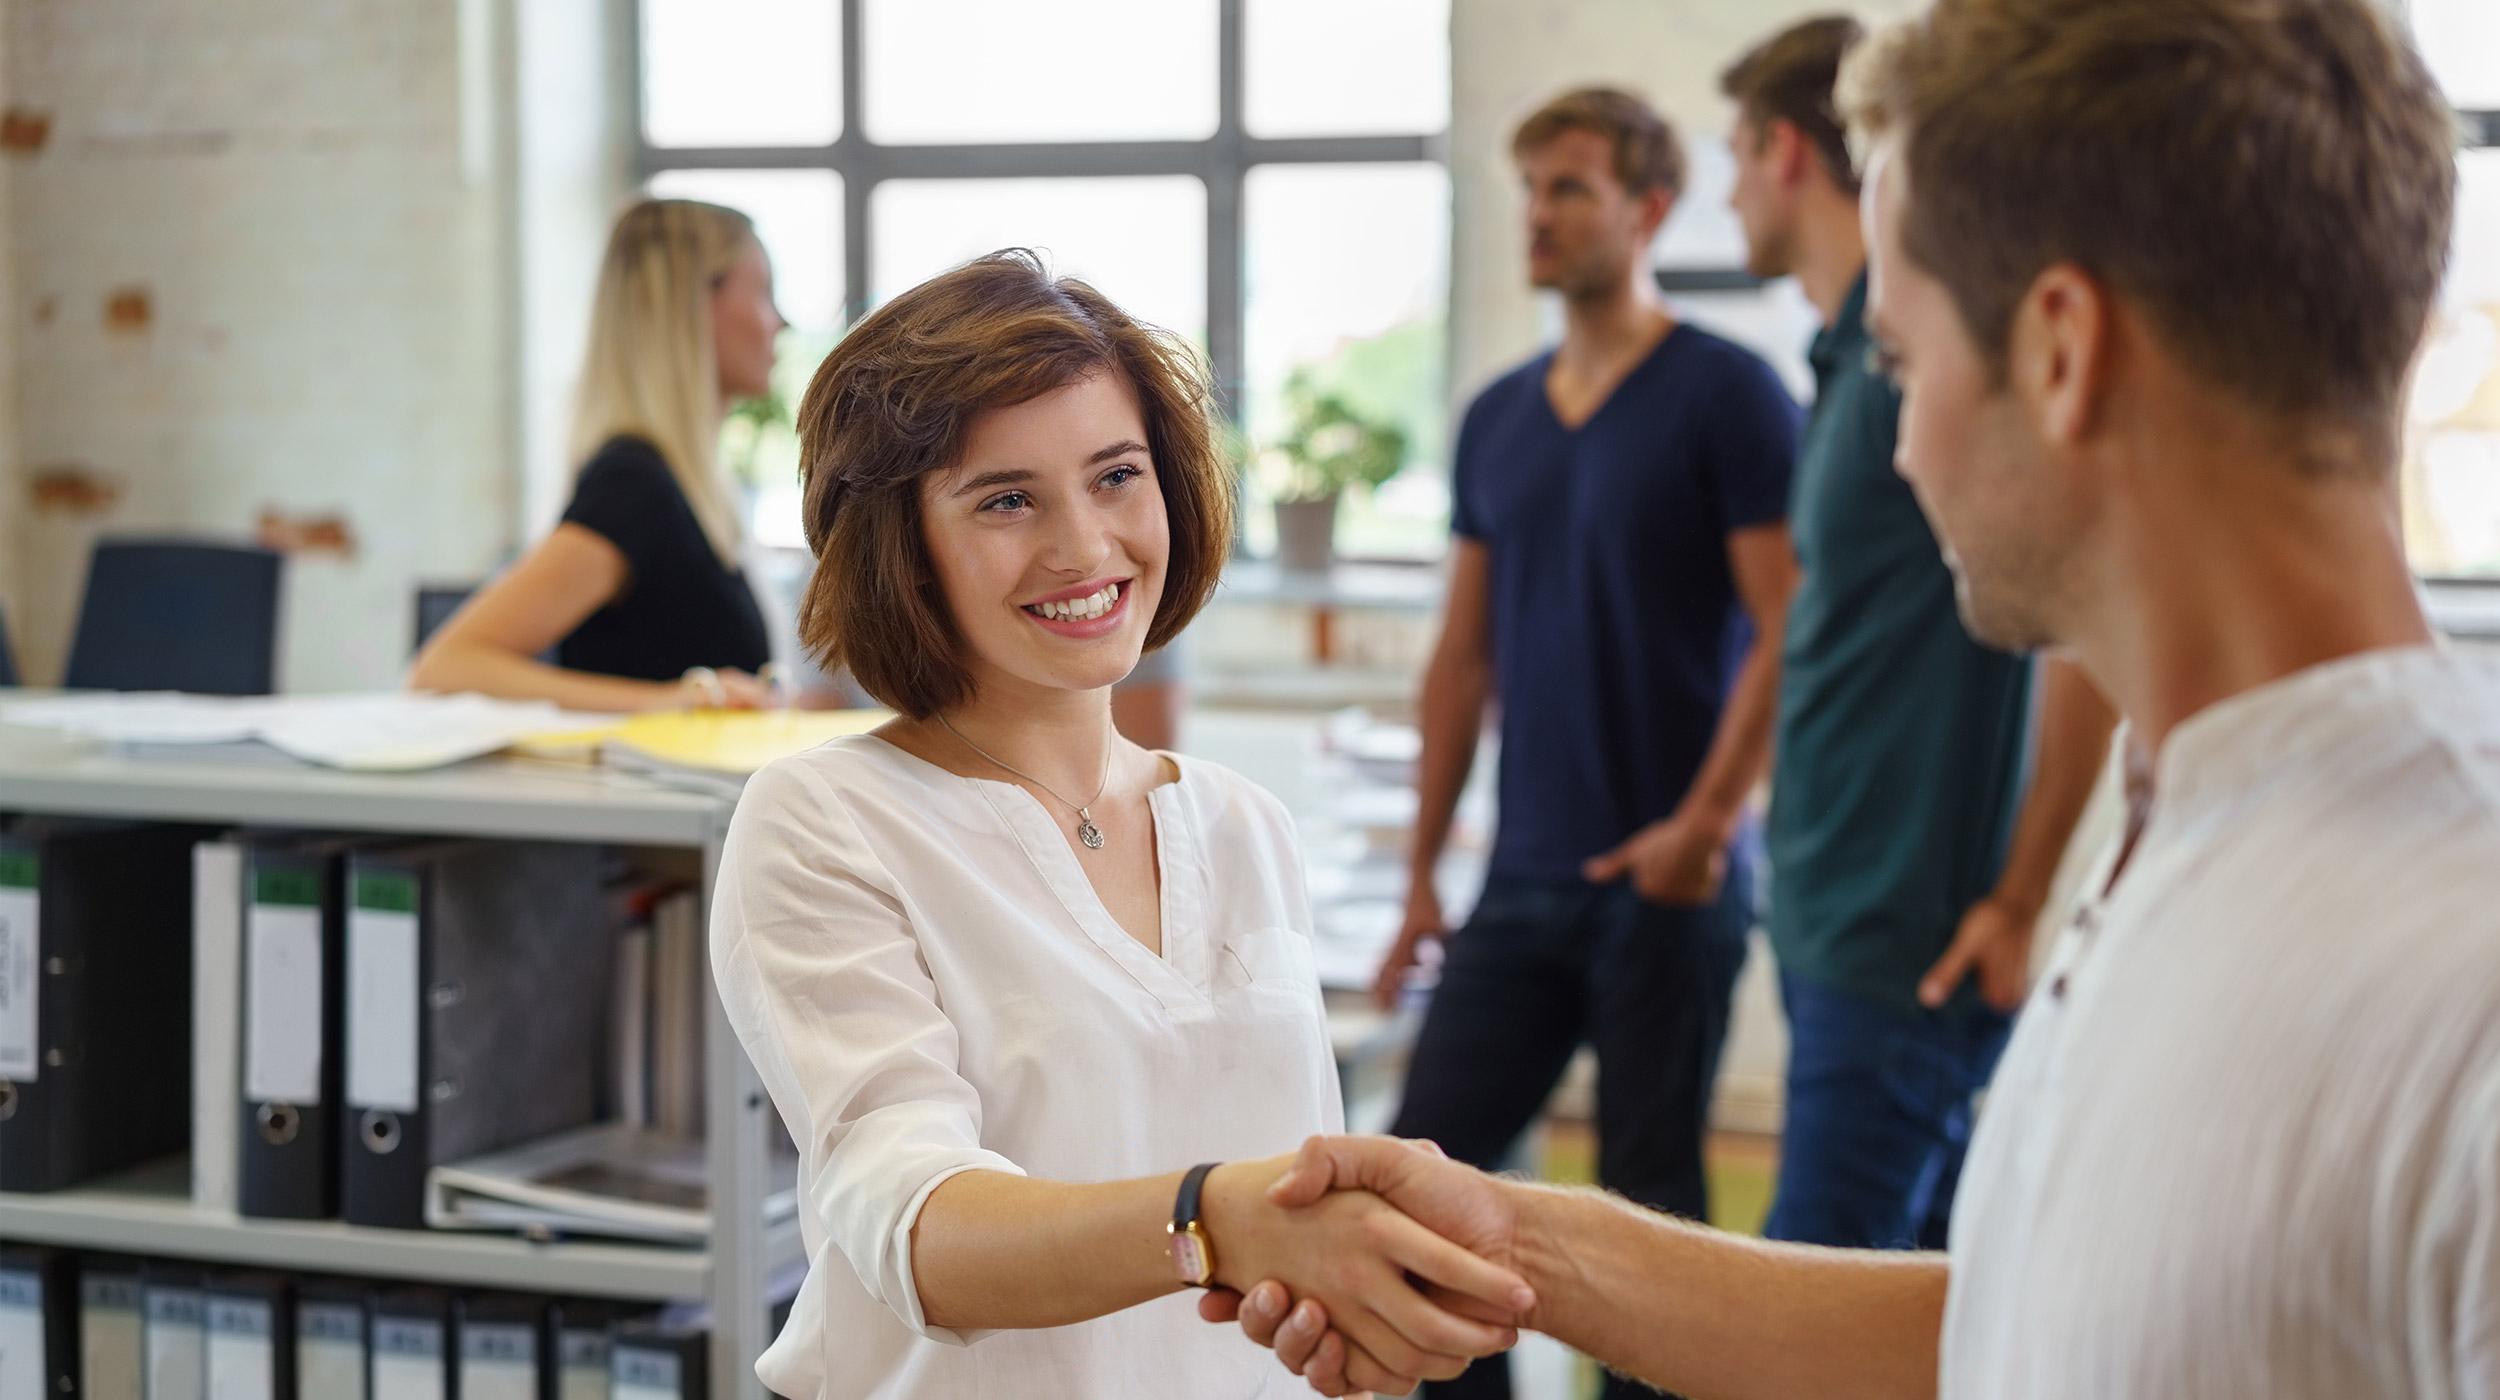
top-left (710, 760), bottom-right (1025, 1346)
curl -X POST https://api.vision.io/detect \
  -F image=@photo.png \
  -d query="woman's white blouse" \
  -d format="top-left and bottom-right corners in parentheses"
top-left (711, 735), bottom-right (1344, 1399)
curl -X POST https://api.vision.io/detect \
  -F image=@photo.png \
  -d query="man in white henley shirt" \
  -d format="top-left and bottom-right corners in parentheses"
top-left (1198, 1), bottom-right (2500, 1396)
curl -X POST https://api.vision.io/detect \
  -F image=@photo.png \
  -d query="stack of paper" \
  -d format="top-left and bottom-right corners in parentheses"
top-left (0, 692), bottom-right (622, 771)
top-left (426, 1123), bottom-right (798, 1245)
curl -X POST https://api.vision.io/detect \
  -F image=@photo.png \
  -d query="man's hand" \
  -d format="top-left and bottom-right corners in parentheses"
top-left (1371, 884), bottom-right (1448, 1011)
top-left (1918, 894), bottom-right (2036, 1011)
top-left (1583, 807), bottom-right (1731, 906)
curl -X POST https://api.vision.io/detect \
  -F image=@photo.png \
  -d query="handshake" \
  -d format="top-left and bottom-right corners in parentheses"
top-left (1186, 1135), bottom-right (1538, 1398)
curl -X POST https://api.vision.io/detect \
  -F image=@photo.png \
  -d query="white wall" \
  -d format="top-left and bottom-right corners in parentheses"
top-left (512, 0), bottom-right (635, 541)
top-left (1, 0), bottom-right (624, 690)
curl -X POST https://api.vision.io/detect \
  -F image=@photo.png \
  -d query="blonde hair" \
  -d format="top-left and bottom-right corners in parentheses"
top-left (571, 198), bottom-right (757, 563)
top-left (1839, 0), bottom-right (2455, 439)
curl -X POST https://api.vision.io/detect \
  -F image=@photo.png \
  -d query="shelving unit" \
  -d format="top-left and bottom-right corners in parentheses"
top-left (0, 723), bottom-right (785, 1399)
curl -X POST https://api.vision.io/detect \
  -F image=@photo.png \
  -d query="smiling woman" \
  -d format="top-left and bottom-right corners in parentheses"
top-left (707, 249), bottom-right (1532, 1399)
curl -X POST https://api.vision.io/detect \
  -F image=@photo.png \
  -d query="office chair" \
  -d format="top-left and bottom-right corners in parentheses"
top-left (410, 581), bottom-right (557, 665)
top-left (412, 584), bottom-right (476, 655)
top-left (62, 538), bottom-right (283, 695)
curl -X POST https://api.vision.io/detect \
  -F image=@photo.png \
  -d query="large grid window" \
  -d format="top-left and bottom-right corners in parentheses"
top-left (637, 0), bottom-right (1452, 559)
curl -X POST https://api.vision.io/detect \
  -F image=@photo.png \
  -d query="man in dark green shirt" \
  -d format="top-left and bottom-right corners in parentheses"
top-left (1722, 17), bottom-right (2115, 1249)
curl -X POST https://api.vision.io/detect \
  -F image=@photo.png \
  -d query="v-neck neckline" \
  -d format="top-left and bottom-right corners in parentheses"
top-left (1540, 321), bottom-right (1681, 433)
top-left (861, 734), bottom-right (1210, 1012)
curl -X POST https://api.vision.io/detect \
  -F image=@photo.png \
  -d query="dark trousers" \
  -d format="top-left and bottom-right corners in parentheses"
top-left (1761, 970), bottom-right (2013, 1250)
top-left (1388, 871), bottom-right (1752, 1400)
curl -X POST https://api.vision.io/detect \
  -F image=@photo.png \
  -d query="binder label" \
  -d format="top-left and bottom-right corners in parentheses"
top-left (373, 1316), bottom-right (445, 1358)
top-left (0, 858), bottom-right (38, 1083)
top-left (0, 1267), bottom-right (42, 1400)
top-left (0, 1266), bottom-right (39, 1310)
top-left (246, 893), bottom-right (325, 1106)
top-left (348, 872), bottom-right (422, 1114)
top-left (613, 1349), bottom-right (685, 1396)
top-left (462, 1321), bottom-right (534, 1362)
top-left (81, 1283), bottom-right (145, 1400)
top-left (207, 1297), bottom-right (272, 1338)
top-left (147, 1288), bottom-right (206, 1328)
top-left (82, 1273), bottom-right (143, 1312)
top-left (559, 1329), bottom-right (611, 1369)
top-left (143, 1289), bottom-right (205, 1400)
top-left (299, 1301), bottom-right (365, 1344)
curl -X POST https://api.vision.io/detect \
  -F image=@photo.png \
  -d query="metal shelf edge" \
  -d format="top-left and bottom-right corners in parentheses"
top-left (0, 1190), bottom-right (713, 1302)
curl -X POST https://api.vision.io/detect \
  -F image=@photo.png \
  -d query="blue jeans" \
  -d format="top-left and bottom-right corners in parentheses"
top-left (1388, 871), bottom-right (1752, 1400)
top-left (1761, 970), bottom-right (2013, 1250)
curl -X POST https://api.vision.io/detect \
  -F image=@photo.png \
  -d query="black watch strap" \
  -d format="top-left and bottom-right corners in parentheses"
top-left (1174, 1162), bottom-right (1220, 1229)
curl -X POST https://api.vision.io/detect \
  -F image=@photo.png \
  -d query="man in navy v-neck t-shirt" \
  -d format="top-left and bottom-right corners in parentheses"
top-left (1373, 87), bottom-right (1800, 1400)
top-left (1451, 327), bottom-right (1796, 874)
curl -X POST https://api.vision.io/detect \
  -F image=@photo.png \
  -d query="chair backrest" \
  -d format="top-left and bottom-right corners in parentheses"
top-left (0, 602), bottom-right (18, 688)
top-left (411, 584), bottom-right (475, 656)
top-left (63, 538), bottom-right (283, 695)
top-left (410, 581), bottom-right (556, 665)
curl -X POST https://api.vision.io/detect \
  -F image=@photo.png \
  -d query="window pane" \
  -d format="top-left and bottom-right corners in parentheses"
top-left (1653, 137), bottom-right (1752, 272)
top-left (642, 0), bottom-right (840, 147)
top-left (1243, 164), bottom-right (1450, 561)
top-left (862, 0), bottom-right (1216, 144)
top-left (870, 178), bottom-right (1208, 341)
top-left (2404, 148), bottom-right (2500, 578)
top-left (1246, 0), bottom-right (1448, 138)
top-left (646, 169), bottom-right (845, 332)
top-left (2413, 0), bottom-right (2500, 110)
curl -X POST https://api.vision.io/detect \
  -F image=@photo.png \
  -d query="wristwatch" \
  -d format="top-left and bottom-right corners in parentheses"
top-left (1168, 1162), bottom-right (1221, 1287)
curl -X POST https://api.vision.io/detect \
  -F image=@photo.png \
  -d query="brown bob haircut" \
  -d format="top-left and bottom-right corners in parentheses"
top-left (1841, 0), bottom-right (2456, 448)
top-left (1721, 16), bottom-right (1866, 194)
top-left (1511, 86), bottom-right (1687, 198)
top-left (793, 248), bottom-right (1236, 719)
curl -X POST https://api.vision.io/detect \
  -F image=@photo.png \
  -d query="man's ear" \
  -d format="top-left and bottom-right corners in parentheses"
top-left (1770, 117), bottom-right (1811, 187)
top-left (2012, 262), bottom-right (2110, 447)
top-left (1639, 184), bottom-right (1677, 243)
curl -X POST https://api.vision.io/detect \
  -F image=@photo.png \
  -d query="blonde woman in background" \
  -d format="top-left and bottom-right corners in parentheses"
top-left (411, 198), bottom-right (785, 711)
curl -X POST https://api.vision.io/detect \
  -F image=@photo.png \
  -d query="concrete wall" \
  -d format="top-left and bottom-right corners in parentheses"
top-left (2, 0), bottom-right (623, 690)
top-left (0, 10), bottom-right (19, 664)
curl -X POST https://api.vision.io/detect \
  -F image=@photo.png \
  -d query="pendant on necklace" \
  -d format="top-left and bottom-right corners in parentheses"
top-left (1078, 813), bottom-right (1105, 850)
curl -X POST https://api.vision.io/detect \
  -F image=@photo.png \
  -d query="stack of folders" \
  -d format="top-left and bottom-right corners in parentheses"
top-left (0, 1246), bottom-right (800, 1398)
top-left (0, 819), bottom-right (201, 1193)
top-left (190, 833), bottom-right (612, 1226)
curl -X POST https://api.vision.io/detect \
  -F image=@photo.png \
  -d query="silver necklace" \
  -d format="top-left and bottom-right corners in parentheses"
top-left (935, 714), bottom-right (1114, 850)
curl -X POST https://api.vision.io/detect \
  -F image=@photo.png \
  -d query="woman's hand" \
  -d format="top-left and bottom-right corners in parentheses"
top-left (1201, 1137), bottom-right (1533, 1395)
top-left (1197, 1153), bottom-right (1531, 1391)
top-left (666, 665), bottom-right (770, 710)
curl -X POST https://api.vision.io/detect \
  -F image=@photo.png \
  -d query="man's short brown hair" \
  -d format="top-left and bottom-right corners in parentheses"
top-left (1720, 16), bottom-right (1866, 194)
top-left (1511, 87), bottom-right (1686, 198)
top-left (1841, 0), bottom-right (2456, 440)
top-left (792, 249), bottom-right (1235, 719)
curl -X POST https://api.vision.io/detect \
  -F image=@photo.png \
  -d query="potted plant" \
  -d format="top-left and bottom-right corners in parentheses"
top-left (1260, 370), bottom-right (1409, 572)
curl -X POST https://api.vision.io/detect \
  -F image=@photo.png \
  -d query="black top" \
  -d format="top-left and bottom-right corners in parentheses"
top-left (555, 436), bottom-right (771, 683)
